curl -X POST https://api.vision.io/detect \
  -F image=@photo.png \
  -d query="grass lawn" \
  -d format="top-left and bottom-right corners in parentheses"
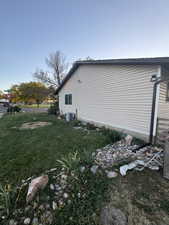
top-left (0, 113), bottom-right (113, 225)
top-left (1, 113), bottom-right (169, 225)
top-left (0, 113), bottom-right (109, 185)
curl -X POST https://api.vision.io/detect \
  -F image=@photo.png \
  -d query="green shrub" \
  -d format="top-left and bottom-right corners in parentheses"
top-left (100, 127), bottom-right (122, 143)
top-left (86, 123), bottom-right (97, 130)
top-left (56, 151), bottom-right (80, 171)
top-left (55, 152), bottom-right (110, 225)
top-left (132, 137), bottom-right (146, 146)
top-left (7, 105), bottom-right (21, 113)
top-left (0, 184), bottom-right (15, 218)
top-left (71, 120), bottom-right (82, 127)
top-left (48, 102), bottom-right (59, 115)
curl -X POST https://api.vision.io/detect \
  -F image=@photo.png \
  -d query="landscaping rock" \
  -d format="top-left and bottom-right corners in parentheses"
top-left (124, 135), bottom-right (133, 145)
top-left (32, 217), bottom-right (38, 225)
top-left (61, 174), bottom-right (68, 180)
top-left (94, 142), bottom-right (163, 172)
top-left (90, 165), bottom-right (99, 174)
top-left (26, 175), bottom-right (49, 203)
top-left (50, 183), bottom-right (55, 190)
top-left (73, 126), bottom-right (83, 130)
top-left (80, 166), bottom-right (85, 173)
top-left (106, 171), bottom-right (118, 178)
top-left (77, 192), bottom-right (81, 198)
top-left (100, 206), bottom-right (127, 225)
top-left (52, 201), bottom-right (57, 210)
top-left (55, 184), bottom-right (61, 191)
top-left (49, 168), bottom-right (57, 172)
top-left (95, 143), bottom-right (138, 168)
top-left (39, 204), bottom-right (45, 211)
top-left (63, 192), bottom-right (69, 199)
top-left (24, 218), bottom-right (31, 225)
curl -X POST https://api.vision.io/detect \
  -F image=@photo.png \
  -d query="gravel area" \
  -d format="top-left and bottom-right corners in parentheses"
top-left (93, 141), bottom-right (164, 172)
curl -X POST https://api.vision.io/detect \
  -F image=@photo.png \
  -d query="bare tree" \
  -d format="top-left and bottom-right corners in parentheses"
top-left (34, 51), bottom-right (68, 88)
top-left (33, 70), bottom-right (57, 87)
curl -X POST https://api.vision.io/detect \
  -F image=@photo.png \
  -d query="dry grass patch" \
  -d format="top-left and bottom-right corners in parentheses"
top-left (20, 121), bottom-right (52, 130)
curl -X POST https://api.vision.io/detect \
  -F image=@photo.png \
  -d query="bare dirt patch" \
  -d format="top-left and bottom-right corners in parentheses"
top-left (104, 169), bottom-right (169, 225)
top-left (20, 121), bottom-right (52, 130)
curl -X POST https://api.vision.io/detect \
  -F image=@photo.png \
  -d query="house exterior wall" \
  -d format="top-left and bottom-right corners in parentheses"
top-left (59, 64), bottom-right (160, 141)
top-left (158, 68), bottom-right (169, 119)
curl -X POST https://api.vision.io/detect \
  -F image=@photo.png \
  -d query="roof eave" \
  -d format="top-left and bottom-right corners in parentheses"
top-left (55, 62), bottom-right (79, 95)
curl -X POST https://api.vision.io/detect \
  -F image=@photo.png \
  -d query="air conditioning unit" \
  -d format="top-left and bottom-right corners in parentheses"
top-left (65, 112), bottom-right (76, 122)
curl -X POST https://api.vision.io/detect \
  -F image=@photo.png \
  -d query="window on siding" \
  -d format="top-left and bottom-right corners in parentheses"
top-left (65, 94), bottom-right (72, 105)
top-left (65, 95), bottom-right (68, 105)
top-left (69, 94), bottom-right (72, 105)
top-left (167, 83), bottom-right (169, 101)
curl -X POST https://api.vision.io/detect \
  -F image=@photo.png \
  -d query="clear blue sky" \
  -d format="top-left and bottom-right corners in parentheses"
top-left (1, 0), bottom-right (169, 90)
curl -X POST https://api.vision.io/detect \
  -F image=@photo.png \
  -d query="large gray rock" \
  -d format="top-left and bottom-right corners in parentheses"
top-left (26, 175), bottom-right (48, 203)
top-left (100, 206), bottom-right (127, 225)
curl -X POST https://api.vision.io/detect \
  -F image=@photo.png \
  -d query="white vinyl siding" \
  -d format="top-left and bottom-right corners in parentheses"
top-left (59, 64), bottom-right (159, 140)
top-left (158, 82), bottom-right (169, 119)
top-left (158, 67), bottom-right (169, 120)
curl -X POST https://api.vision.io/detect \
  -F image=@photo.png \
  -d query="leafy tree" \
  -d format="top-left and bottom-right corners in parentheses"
top-left (18, 82), bottom-right (50, 107)
top-left (33, 51), bottom-right (68, 88)
top-left (0, 90), bottom-right (3, 99)
top-left (8, 85), bottom-right (21, 103)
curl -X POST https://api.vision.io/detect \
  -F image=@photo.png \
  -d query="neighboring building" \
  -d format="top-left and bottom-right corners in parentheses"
top-left (0, 99), bottom-right (9, 106)
top-left (0, 99), bottom-right (9, 102)
top-left (56, 57), bottom-right (169, 142)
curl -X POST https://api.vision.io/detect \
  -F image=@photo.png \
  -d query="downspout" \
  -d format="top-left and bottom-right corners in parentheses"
top-left (149, 77), bottom-right (169, 144)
